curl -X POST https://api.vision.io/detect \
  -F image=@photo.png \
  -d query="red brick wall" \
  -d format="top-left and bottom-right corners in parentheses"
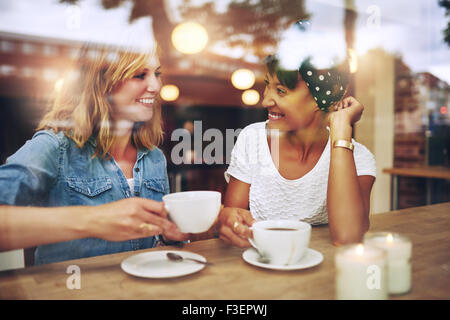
top-left (394, 58), bottom-right (427, 209)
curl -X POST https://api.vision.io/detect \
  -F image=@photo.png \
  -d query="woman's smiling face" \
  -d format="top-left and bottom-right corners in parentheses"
top-left (262, 72), bottom-right (319, 132)
top-left (110, 56), bottom-right (162, 123)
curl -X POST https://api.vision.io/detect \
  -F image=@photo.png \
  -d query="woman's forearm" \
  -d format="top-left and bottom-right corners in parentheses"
top-left (327, 122), bottom-right (368, 245)
top-left (0, 198), bottom-right (184, 252)
top-left (0, 205), bottom-right (91, 252)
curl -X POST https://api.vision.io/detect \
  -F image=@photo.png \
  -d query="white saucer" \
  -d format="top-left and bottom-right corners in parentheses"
top-left (121, 250), bottom-right (207, 279)
top-left (242, 248), bottom-right (323, 271)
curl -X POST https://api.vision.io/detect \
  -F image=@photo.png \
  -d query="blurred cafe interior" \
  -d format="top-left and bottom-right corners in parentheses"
top-left (0, 0), bottom-right (449, 271)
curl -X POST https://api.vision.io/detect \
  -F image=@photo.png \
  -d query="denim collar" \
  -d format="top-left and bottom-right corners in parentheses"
top-left (137, 148), bottom-right (150, 161)
top-left (87, 136), bottom-right (150, 160)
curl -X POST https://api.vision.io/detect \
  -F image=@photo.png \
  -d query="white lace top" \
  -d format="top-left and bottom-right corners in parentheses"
top-left (225, 122), bottom-right (376, 225)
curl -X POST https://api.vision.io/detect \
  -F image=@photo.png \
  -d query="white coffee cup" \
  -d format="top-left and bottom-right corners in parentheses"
top-left (162, 191), bottom-right (221, 233)
top-left (249, 220), bottom-right (311, 265)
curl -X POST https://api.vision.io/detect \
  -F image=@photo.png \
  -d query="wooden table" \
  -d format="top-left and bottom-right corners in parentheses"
top-left (383, 166), bottom-right (450, 210)
top-left (0, 203), bottom-right (449, 300)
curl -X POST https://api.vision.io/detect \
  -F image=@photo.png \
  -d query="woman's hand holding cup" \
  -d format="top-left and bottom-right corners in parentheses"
top-left (87, 198), bottom-right (188, 242)
top-left (218, 207), bottom-right (255, 248)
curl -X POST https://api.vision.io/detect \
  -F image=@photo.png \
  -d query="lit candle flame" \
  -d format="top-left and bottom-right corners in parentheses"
top-left (356, 244), bottom-right (364, 255)
top-left (386, 233), bottom-right (394, 243)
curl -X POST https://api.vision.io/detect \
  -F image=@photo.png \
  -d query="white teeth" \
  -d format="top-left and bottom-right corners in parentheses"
top-left (269, 112), bottom-right (284, 120)
top-left (137, 98), bottom-right (154, 104)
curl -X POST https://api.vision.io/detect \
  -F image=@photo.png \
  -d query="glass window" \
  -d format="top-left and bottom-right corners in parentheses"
top-left (22, 67), bottom-right (34, 78)
top-left (0, 40), bottom-right (15, 53)
top-left (22, 43), bottom-right (36, 55)
top-left (42, 45), bottom-right (58, 56)
top-left (0, 65), bottom-right (16, 76)
top-left (43, 68), bottom-right (58, 81)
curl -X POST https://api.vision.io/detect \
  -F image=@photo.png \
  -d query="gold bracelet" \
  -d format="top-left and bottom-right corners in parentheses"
top-left (333, 139), bottom-right (354, 151)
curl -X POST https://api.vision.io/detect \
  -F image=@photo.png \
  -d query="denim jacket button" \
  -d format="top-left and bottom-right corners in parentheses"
top-left (134, 167), bottom-right (140, 172)
top-left (135, 191), bottom-right (140, 197)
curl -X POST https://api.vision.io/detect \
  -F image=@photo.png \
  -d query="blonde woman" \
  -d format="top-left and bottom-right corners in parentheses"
top-left (0, 44), bottom-right (187, 264)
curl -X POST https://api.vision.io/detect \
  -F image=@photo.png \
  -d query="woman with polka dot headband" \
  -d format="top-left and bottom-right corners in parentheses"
top-left (217, 21), bottom-right (377, 249)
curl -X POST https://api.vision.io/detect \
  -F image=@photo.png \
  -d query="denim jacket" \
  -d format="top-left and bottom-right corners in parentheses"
top-left (0, 130), bottom-right (170, 265)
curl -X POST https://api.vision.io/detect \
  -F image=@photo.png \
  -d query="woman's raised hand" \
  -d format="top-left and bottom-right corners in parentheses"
top-left (218, 207), bottom-right (256, 248)
top-left (329, 96), bottom-right (364, 127)
top-left (327, 96), bottom-right (364, 141)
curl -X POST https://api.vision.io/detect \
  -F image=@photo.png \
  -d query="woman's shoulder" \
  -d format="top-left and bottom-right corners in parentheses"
top-left (5, 129), bottom-right (68, 165)
top-left (241, 121), bottom-right (266, 132)
top-left (237, 121), bottom-right (267, 140)
top-left (33, 129), bottom-right (70, 142)
top-left (29, 129), bottom-right (69, 150)
top-left (143, 146), bottom-right (167, 163)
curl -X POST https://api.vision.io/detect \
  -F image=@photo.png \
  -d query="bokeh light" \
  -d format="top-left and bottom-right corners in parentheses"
top-left (171, 22), bottom-right (208, 54)
top-left (231, 69), bottom-right (255, 90)
top-left (242, 89), bottom-right (260, 105)
top-left (160, 84), bottom-right (180, 101)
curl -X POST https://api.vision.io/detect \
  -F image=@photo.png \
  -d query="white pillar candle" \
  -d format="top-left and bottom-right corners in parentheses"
top-left (364, 232), bottom-right (412, 295)
top-left (335, 244), bottom-right (388, 300)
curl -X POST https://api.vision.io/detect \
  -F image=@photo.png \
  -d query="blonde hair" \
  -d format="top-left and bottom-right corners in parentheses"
top-left (37, 43), bottom-right (163, 158)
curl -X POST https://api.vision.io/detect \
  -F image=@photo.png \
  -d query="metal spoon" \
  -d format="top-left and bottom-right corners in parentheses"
top-left (166, 252), bottom-right (213, 265)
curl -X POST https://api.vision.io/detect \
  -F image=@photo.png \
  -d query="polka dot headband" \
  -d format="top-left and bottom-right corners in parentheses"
top-left (272, 19), bottom-right (350, 112)
top-left (299, 58), bottom-right (349, 112)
